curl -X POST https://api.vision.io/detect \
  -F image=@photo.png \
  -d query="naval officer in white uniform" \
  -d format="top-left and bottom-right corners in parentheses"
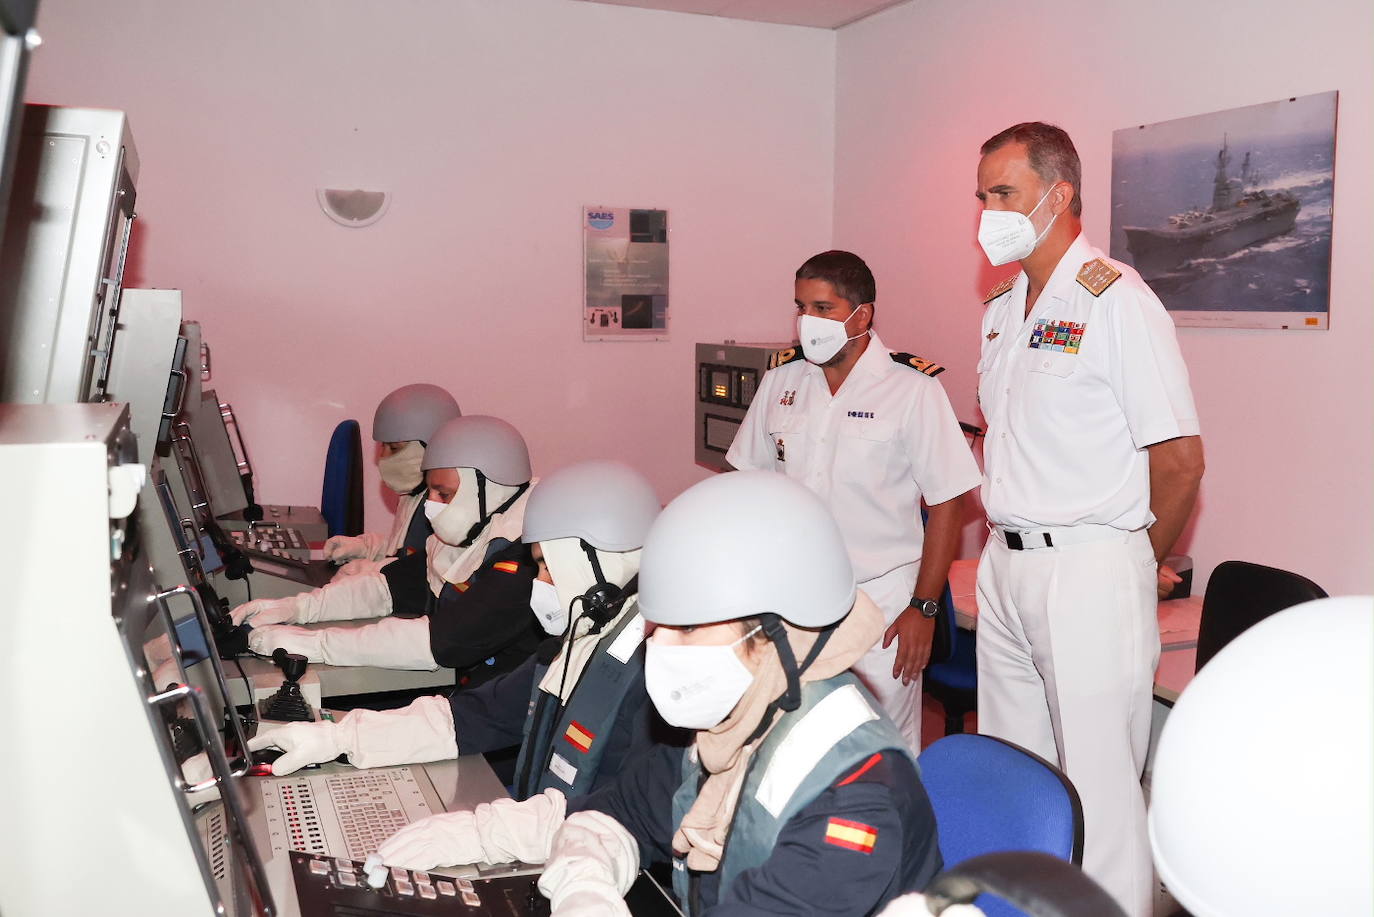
top-left (973, 121), bottom-right (1205, 917)
top-left (727, 250), bottom-right (981, 747)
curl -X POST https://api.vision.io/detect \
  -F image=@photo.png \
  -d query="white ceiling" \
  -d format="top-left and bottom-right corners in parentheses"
top-left (570, 0), bottom-right (911, 29)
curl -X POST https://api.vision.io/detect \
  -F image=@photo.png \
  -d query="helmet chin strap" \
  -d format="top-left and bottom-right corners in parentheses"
top-left (744, 614), bottom-right (835, 745)
top-left (459, 470), bottom-right (529, 547)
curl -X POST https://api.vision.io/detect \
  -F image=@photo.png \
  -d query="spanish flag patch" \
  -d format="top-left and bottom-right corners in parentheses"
top-left (493, 560), bottom-right (520, 574)
top-left (563, 721), bottom-right (595, 753)
top-left (453, 581), bottom-right (470, 593)
top-left (824, 817), bottom-right (878, 854)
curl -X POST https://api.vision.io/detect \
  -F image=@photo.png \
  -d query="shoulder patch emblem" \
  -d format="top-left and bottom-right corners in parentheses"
top-left (983, 274), bottom-right (1018, 303)
top-left (890, 352), bottom-right (945, 377)
top-left (768, 346), bottom-right (803, 370)
top-left (563, 720), bottom-right (595, 754)
top-left (1077, 258), bottom-right (1122, 297)
top-left (492, 560), bottom-right (520, 574)
top-left (824, 817), bottom-right (878, 854)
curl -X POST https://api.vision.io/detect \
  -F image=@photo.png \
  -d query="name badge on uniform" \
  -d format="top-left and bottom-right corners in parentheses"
top-left (1028, 319), bottom-right (1084, 354)
top-left (606, 613), bottom-right (645, 664)
top-left (548, 752), bottom-right (578, 786)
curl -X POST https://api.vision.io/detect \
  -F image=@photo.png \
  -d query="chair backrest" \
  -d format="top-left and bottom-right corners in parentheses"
top-left (321, 419), bottom-right (364, 538)
top-left (1195, 561), bottom-right (1327, 673)
top-left (919, 734), bottom-right (1083, 917)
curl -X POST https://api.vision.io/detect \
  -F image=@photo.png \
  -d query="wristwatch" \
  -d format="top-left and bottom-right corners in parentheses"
top-left (908, 597), bottom-right (941, 619)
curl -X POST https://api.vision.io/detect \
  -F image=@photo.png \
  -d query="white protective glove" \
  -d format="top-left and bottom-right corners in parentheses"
top-left (230, 595), bottom-right (300, 628)
top-left (323, 532), bottom-right (386, 563)
top-left (234, 572), bottom-right (394, 630)
top-left (875, 893), bottom-right (983, 916)
top-left (248, 696), bottom-right (456, 775)
top-left (335, 556), bottom-right (396, 579)
top-left (248, 615), bottom-right (438, 669)
top-left (378, 788), bottom-right (568, 871)
top-left (538, 810), bottom-right (639, 917)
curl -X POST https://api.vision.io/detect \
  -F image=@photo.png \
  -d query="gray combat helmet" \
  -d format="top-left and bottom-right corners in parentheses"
top-left (372, 383), bottom-right (461, 443)
top-left (420, 415), bottom-right (531, 484)
top-left (523, 460), bottom-right (661, 553)
top-left (638, 471), bottom-right (855, 628)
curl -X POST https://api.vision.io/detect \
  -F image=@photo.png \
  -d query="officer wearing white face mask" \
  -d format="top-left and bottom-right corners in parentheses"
top-left (377, 472), bottom-right (943, 917)
top-left (322, 383), bottom-right (461, 572)
top-left (726, 251), bottom-right (981, 748)
top-left (234, 416), bottom-right (537, 672)
top-left (973, 122), bottom-right (1204, 917)
top-left (246, 460), bottom-right (683, 788)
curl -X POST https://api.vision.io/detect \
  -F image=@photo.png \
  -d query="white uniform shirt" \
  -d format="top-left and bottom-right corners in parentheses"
top-left (727, 332), bottom-right (981, 583)
top-left (978, 234), bottom-right (1200, 531)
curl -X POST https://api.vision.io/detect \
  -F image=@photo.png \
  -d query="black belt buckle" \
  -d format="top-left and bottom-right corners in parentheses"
top-left (1004, 530), bottom-right (1052, 551)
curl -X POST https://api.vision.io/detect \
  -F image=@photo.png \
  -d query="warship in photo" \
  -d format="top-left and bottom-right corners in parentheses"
top-left (1123, 136), bottom-right (1300, 280)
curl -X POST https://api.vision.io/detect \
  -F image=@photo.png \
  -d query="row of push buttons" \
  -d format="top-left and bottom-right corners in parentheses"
top-left (308, 856), bottom-right (482, 907)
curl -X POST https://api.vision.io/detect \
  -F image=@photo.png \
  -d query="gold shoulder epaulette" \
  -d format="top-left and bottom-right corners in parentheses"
top-left (1077, 258), bottom-right (1122, 297)
top-left (768, 346), bottom-right (803, 370)
top-left (890, 352), bottom-right (945, 377)
top-left (983, 274), bottom-right (1018, 303)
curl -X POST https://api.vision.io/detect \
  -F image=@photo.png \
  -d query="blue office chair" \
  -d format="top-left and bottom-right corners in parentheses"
top-left (924, 588), bottom-right (977, 735)
top-left (919, 733), bottom-right (1083, 917)
top-left (321, 419), bottom-right (364, 538)
top-left (925, 851), bottom-right (1125, 917)
top-left (923, 422), bottom-right (985, 736)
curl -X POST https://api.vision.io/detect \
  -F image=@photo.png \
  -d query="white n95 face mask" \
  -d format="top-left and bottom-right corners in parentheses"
top-left (529, 579), bottom-right (567, 635)
top-left (645, 626), bottom-right (761, 730)
top-left (977, 181), bottom-right (1059, 266)
top-left (798, 309), bottom-right (868, 365)
top-left (378, 441), bottom-right (425, 494)
top-left (423, 498), bottom-right (446, 523)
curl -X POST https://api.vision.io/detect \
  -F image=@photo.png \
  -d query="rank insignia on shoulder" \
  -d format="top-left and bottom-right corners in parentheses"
top-left (824, 817), bottom-right (878, 854)
top-left (983, 274), bottom-right (1018, 303)
top-left (1077, 258), bottom-right (1122, 296)
top-left (768, 346), bottom-right (803, 370)
top-left (492, 560), bottom-right (520, 574)
top-left (890, 351), bottom-right (945, 377)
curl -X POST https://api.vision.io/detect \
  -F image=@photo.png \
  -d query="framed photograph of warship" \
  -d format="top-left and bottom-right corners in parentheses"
top-left (1109, 91), bottom-right (1337, 330)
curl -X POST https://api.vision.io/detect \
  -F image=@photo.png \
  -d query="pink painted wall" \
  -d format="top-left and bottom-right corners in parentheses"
top-left (832, 0), bottom-right (1374, 595)
top-left (24, 0), bottom-right (836, 523)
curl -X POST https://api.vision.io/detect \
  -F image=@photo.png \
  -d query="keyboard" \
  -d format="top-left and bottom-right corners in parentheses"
top-left (261, 768), bottom-right (434, 861)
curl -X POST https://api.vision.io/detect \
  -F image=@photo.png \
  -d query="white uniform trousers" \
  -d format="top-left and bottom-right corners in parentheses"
top-left (975, 528), bottom-right (1159, 917)
top-left (850, 562), bottom-right (921, 751)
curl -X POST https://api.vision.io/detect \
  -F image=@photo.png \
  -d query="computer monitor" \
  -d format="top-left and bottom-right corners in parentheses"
top-left (0, 105), bottom-right (138, 403)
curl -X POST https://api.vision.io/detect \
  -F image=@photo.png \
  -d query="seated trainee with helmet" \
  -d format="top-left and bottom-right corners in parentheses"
top-left (375, 471), bottom-right (943, 916)
top-left (231, 415), bottom-right (540, 686)
top-left (247, 460), bottom-right (687, 806)
top-left (321, 382), bottom-right (462, 573)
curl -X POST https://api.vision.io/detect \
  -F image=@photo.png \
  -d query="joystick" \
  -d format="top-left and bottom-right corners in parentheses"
top-left (260, 649), bottom-right (315, 722)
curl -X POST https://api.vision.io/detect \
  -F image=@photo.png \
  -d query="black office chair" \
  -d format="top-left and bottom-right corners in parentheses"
top-left (1194, 560), bottom-right (1327, 673)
